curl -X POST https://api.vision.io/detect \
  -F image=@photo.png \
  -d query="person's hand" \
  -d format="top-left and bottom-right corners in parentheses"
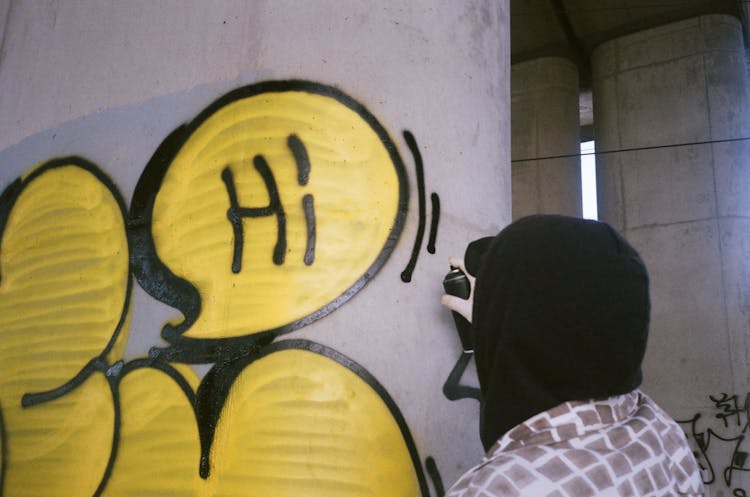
top-left (440, 257), bottom-right (476, 323)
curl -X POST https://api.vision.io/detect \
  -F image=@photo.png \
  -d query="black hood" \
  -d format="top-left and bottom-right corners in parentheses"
top-left (467, 215), bottom-right (650, 451)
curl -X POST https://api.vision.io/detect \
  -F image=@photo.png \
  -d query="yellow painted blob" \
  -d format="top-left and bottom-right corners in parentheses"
top-left (97, 351), bottom-right (422, 497)
top-left (0, 162), bottom-right (129, 497)
top-left (151, 90), bottom-right (402, 338)
top-left (0, 163), bottom-right (130, 398)
top-left (0, 405), bottom-right (3, 486)
top-left (101, 365), bottom-right (202, 497)
top-left (2, 373), bottom-right (114, 497)
top-left (209, 347), bottom-right (422, 497)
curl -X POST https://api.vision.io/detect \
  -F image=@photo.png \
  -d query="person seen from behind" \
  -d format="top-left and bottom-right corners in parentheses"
top-left (440, 215), bottom-right (704, 497)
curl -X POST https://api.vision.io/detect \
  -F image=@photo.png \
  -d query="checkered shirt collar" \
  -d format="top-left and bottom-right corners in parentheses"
top-left (489, 390), bottom-right (642, 456)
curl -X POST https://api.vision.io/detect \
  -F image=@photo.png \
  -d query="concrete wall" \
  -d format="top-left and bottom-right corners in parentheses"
top-left (0, 1), bottom-right (511, 495)
top-left (593, 14), bottom-right (750, 495)
top-left (511, 56), bottom-right (581, 219)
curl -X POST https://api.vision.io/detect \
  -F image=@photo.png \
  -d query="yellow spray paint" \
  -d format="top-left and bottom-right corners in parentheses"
top-left (0, 162), bottom-right (129, 497)
top-left (3, 374), bottom-right (114, 497)
top-left (151, 89), bottom-right (402, 338)
top-left (100, 365), bottom-right (201, 497)
top-left (208, 347), bottom-right (421, 497)
top-left (0, 83), bottom-right (424, 497)
top-left (99, 350), bottom-right (421, 497)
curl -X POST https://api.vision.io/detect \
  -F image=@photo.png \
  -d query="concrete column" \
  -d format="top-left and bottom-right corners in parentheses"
top-left (0, 0), bottom-right (511, 492)
top-left (593, 16), bottom-right (750, 492)
top-left (511, 57), bottom-right (581, 220)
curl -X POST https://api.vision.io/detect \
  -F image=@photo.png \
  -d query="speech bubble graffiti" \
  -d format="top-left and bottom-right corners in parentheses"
top-left (130, 81), bottom-right (408, 362)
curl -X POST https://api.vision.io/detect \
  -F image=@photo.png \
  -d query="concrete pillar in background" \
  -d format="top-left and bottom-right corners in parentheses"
top-left (511, 57), bottom-right (581, 220)
top-left (593, 14), bottom-right (750, 427)
top-left (0, 0), bottom-right (511, 492)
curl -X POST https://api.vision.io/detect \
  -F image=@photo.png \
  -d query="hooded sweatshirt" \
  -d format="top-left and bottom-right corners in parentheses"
top-left (445, 215), bottom-right (704, 496)
top-left (470, 215), bottom-right (650, 449)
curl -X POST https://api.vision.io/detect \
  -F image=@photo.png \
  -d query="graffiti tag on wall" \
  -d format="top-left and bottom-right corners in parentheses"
top-left (679, 392), bottom-right (750, 496)
top-left (132, 81), bottom-right (408, 359)
top-left (0, 81), bottom-right (444, 497)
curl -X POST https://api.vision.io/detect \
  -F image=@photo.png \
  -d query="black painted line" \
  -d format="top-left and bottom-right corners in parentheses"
top-left (254, 155), bottom-right (286, 265)
top-left (224, 156), bottom-right (287, 268)
top-left (401, 130), bottom-right (426, 283)
top-left (149, 330), bottom-right (276, 364)
top-left (92, 375), bottom-right (121, 497)
top-left (195, 350), bottom-right (266, 478)
top-left (288, 134), bottom-right (311, 186)
top-left (21, 358), bottom-right (106, 407)
top-left (129, 125), bottom-right (202, 344)
top-left (425, 456), bottom-right (445, 497)
top-left (427, 193), bottom-right (440, 255)
top-left (197, 363), bottom-right (234, 478)
top-left (676, 414), bottom-right (715, 484)
top-left (303, 193), bottom-right (315, 265)
top-left (117, 357), bottom-right (199, 409)
top-left (0, 178), bottom-right (23, 285)
top-left (221, 167), bottom-right (246, 273)
top-left (442, 351), bottom-right (481, 402)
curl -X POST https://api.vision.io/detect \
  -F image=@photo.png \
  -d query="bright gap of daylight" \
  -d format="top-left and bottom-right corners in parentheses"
top-left (580, 140), bottom-right (598, 220)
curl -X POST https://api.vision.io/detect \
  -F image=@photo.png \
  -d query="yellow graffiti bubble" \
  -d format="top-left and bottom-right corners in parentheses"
top-left (0, 414), bottom-right (3, 482)
top-left (98, 348), bottom-right (423, 497)
top-left (209, 345), bottom-right (422, 497)
top-left (2, 373), bottom-right (114, 497)
top-left (142, 82), bottom-right (406, 341)
top-left (0, 160), bottom-right (129, 496)
top-left (0, 161), bottom-right (130, 397)
top-left (101, 365), bottom-right (202, 497)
